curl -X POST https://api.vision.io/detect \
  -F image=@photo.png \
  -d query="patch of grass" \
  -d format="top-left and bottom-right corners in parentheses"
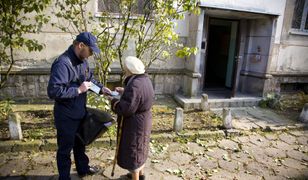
top-left (174, 133), bottom-right (199, 144)
top-left (0, 95), bottom-right (271, 141)
top-left (23, 127), bottom-right (55, 140)
top-left (271, 92), bottom-right (308, 121)
top-left (12, 104), bottom-right (53, 112)
top-left (280, 92), bottom-right (308, 111)
top-left (184, 110), bottom-right (223, 130)
top-left (105, 124), bottom-right (117, 139)
top-left (153, 95), bottom-right (178, 109)
top-left (0, 99), bottom-right (14, 122)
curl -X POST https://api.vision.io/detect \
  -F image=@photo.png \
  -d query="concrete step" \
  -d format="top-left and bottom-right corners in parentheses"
top-left (174, 94), bottom-right (261, 110)
top-left (208, 98), bottom-right (261, 108)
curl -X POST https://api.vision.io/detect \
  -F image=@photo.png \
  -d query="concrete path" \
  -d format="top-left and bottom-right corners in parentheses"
top-left (0, 130), bottom-right (307, 179)
top-left (212, 107), bottom-right (305, 131)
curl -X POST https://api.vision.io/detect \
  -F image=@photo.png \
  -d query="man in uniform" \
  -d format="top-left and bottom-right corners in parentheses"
top-left (47, 32), bottom-right (110, 180)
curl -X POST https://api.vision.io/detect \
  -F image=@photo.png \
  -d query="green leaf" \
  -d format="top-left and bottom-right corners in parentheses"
top-left (162, 51), bottom-right (170, 58)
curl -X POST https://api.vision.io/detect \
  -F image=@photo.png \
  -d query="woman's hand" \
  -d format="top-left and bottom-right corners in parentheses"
top-left (106, 95), bottom-right (114, 101)
top-left (115, 87), bottom-right (124, 95)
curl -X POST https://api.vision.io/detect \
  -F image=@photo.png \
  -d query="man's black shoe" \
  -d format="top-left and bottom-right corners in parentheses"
top-left (78, 166), bottom-right (101, 177)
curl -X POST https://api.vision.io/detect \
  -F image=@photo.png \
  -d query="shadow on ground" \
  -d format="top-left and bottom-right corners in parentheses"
top-left (0, 174), bottom-right (131, 180)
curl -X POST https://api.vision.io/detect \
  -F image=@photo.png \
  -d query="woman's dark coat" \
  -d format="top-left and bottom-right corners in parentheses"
top-left (111, 74), bottom-right (154, 170)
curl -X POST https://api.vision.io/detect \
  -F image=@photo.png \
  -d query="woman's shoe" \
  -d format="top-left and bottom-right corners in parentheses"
top-left (125, 173), bottom-right (145, 180)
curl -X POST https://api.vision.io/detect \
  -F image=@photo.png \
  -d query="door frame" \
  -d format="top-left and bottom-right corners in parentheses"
top-left (231, 20), bottom-right (241, 97)
top-left (203, 17), bottom-right (240, 97)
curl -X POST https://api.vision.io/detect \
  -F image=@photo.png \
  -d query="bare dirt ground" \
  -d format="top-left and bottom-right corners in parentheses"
top-left (1, 92), bottom-right (306, 141)
top-left (0, 95), bottom-right (223, 141)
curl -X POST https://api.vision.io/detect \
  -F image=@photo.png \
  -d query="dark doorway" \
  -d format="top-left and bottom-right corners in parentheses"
top-left (204, 18), bottom-right (238, 91)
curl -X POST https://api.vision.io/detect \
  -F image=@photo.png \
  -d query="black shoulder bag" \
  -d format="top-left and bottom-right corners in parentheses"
top-left (64, 56), bottom-right (115, 145)
top-left (77, 107), bottom-right (114, 145)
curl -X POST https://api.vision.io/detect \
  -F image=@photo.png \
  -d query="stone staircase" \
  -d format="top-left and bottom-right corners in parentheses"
top-left (174, 94), bottom-right (262, 110)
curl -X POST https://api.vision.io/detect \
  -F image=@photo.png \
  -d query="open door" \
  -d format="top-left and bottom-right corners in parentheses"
top-left (225, 21), bottom-right (238, 89)
top-left (204, 18), bottom-right (240, 98)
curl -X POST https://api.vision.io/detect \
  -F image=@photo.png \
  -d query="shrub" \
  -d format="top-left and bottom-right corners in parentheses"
top-left (259, 93), bottom-right (282, 110)
top-left (0, 99), bottom-right (14, 121)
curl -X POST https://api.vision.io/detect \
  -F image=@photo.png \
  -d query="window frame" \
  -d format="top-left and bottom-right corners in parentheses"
top-left (94, 0), bottom-right (152, 18)
top-left (290, 0), bottom-right (308, 35)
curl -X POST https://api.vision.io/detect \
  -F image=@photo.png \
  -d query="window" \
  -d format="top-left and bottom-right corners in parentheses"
top-left (291, 0), bottom-right (308, 32)
top-left (98, 0), bottom-right (119, 13)
top-left (97, 0), bottom-right (152, 15)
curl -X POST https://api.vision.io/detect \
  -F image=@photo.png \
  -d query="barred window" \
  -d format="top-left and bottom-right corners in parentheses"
top-left (291, 0), bottom-right (308, 31)
top-left (97, 0), bottom-right (152, 15)
top-left (98, 0), bottom-right (119, 13)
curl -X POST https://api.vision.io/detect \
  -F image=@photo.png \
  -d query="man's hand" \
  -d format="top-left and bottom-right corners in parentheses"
top-left (78, 81), bottom-right (92, 94)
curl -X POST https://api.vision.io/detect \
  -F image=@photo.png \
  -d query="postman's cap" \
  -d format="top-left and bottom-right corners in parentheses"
top-left (76, 32), bottom-right (100, 54)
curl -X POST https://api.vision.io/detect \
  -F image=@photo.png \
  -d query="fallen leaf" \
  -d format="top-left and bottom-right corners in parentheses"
top-left (166, 169), bottom-right (172, 173)
top-left (151, 160), bottom-right (160, 163)
top-left (222, 154), bottom-right (231, 162)
top-left (244, 170), bottom-right (252, 174)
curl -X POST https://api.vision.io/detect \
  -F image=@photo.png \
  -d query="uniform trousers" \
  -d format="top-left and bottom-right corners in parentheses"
top-left (55, 115), bottom-right (89, 180)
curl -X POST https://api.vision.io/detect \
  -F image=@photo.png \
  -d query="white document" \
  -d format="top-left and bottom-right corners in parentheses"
top-left (89, 82), bottom-right (101, 95)
top-left (109, 91), bottom-right (119, 96)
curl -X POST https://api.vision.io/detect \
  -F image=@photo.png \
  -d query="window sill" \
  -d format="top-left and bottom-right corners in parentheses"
top-left (289, 30), bottom-right (308, 36)
top-left (94, 12), bottom-right (145, 19)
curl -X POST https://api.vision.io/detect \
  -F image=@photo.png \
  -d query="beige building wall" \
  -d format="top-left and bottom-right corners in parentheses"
top-left (268, 0), bottom-right (308, 93)
top-left (273, 0), bottom-right (308, 73)
top-left (0, 0), bottom-right (190, 100)
top-left (1, 0), bottom-right (308, 101)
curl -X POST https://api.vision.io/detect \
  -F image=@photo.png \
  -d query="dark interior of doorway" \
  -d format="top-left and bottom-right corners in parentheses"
top-left (204, 21), bottom-right (232, 90)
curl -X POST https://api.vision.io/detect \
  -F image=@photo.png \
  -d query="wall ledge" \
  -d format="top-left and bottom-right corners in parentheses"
top-left (270, 72), bottom-right (308, 77)
top-left (240, 70), bottom-right (272, 79)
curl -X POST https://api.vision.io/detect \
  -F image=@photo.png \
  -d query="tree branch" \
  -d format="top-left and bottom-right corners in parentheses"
top-left (117, 0), bottom-right (133, 70)
top-left (79, 0), bottom-right (88, 32)
top-left (0, 37), bottom-right (14, 89)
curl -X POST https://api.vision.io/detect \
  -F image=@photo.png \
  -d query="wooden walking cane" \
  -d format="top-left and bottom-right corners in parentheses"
top-left (111, 116), bottom-right (123, 176)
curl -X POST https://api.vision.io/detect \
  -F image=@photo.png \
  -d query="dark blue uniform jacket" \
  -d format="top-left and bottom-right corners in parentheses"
top-left (47, 45), bottom-right (103, 120)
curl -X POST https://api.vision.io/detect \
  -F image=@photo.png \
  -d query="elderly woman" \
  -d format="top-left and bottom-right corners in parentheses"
top-left (110, 56), bottom-right (154, 180)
